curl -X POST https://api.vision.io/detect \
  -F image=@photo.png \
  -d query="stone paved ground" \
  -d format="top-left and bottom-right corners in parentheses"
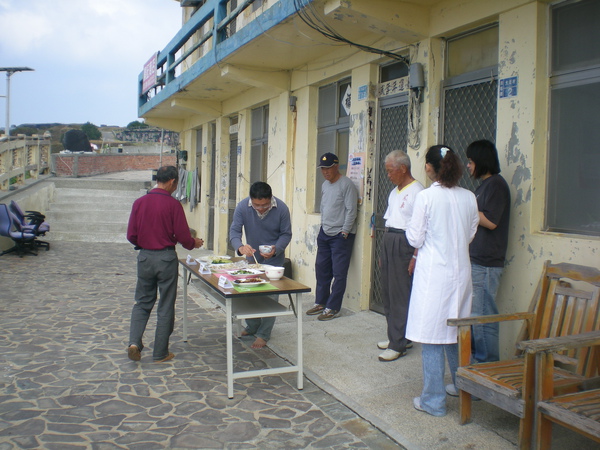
top-left (0, 241), bottom-right (401, 449)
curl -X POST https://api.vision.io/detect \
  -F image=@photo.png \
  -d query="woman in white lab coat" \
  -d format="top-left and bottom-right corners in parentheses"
top-left (406, 145), bottom-right (479, 417)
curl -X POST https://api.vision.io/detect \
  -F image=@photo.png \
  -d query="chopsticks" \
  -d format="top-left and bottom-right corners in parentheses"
top-left (252, 252), bottom-right (259, 265)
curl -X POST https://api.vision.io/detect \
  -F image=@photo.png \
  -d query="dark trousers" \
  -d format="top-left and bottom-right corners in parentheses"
top-left (381, 230), bottom-right (414, 352)
top-left (315, 227), bottom-right (356, 311)
top-left (129, 248), bottom-right (178, 361)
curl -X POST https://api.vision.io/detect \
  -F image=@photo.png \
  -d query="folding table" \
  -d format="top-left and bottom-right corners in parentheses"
top-left (179, 259), bottom-right (311, 398)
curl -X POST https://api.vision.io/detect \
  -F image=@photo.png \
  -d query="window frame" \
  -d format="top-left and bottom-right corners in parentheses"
top-left (314, 77), bottom-right (351, 212)
top-left (250, 104), bottom-right (269, 183)
top-left (545, 0), bottom-right (600, 236)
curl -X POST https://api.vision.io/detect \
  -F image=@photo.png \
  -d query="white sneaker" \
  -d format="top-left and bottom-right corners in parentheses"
top-left (378, 340), bottom-right (413, 350)
top-left (378, 348), bottom-right (404, 361)
top-left (377, 340), bottom-right (389, 350)
top-left (445, 384), bottom-right (479, 400)
top-left (445, 384), bottom-right (459, 397)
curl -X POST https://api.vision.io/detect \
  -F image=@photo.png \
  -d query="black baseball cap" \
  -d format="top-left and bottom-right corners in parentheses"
top-left (318, 152), bottom-right (339, 168)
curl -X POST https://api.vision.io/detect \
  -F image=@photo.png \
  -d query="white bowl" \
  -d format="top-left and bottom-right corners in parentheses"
top-left (264, 266), bottom-right (285, 280)
top-left (259, 245), bottom-right (273, 254)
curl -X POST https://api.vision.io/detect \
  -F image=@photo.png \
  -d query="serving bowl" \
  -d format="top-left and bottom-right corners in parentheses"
top-left (264, 265), bottom-right (285, 280)
top-left (259, 245), bottom-right (272, 254)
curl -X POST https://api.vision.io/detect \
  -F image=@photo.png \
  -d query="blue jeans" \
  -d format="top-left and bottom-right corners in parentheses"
top-left (245, 317), bottom-right (276, 341)
top-left (315, 228), bottom-right (356, 311)
top-left (471, 264), bottom-right (503, 363)
top-left (129, 249), bottom-right (178, 361)
top-left (419, 344), bottom-right (458, 416)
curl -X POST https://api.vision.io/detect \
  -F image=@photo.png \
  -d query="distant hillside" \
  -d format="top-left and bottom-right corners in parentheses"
top-left (9, 123), bottom-right (179, 153)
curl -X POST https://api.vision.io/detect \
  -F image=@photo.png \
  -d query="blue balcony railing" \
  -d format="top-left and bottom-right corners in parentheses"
top-left (138, 0), bottom-right (307, 117)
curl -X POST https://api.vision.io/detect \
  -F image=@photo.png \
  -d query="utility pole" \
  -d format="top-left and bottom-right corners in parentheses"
top-left (0, 67), bottom-right (34, 137)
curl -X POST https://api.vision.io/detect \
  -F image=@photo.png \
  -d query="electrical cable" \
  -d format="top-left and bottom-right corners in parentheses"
top-left (292, 0), bottom-right (410, 66)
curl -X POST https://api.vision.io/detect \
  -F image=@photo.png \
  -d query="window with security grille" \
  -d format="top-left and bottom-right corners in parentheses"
top-left (228, 115), bottom-right (239, 254)
top-left (547, 0), bottom-right (600, 236)
top-left (315, 78), bottom-right (351, 212)
top-left (207, 123), bottom-right (216, 251)
top-left (443, 26), bottom-right (498, 192)
top-left (251, 105), bottom-right (268, 183)
top-left (195, 128), bottom-right (203, 200)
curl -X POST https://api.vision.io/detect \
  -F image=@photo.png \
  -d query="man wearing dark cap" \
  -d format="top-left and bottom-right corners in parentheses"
top-left (307, 152), bottom-right (358, 321)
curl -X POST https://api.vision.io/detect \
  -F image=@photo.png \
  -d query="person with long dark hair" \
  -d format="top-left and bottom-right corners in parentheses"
top-left (464, 139), bottom-right (510, 364)
top-left (406, 145), bottom-right (479, 417)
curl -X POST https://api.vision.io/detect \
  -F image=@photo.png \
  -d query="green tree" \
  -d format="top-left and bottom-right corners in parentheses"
top-left (11, 126), bottom-right (39, 136)
top-left (81, 122), bottom-right (101, 140)
top-left (126, 120), bottom-right (149, 129)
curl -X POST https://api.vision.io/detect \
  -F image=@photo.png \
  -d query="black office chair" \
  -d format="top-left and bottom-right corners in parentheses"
top-left (0, 204), bottom-right (38, 257)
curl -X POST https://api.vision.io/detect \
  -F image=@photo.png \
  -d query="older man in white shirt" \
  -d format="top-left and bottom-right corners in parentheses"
top-left (378, 150), bottom-right (424, 362)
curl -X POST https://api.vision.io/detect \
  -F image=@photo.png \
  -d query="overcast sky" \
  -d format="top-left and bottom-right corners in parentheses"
top-left (0, 0), bottom-right (182, 128)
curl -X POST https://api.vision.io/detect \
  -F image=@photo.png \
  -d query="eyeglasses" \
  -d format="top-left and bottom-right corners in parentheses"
top-left (251, 201), bottom-right (272, 211)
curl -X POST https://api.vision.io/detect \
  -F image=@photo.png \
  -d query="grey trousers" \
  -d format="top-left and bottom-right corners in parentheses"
top-left (380, 230), bottom-right (414, 352)
top-left (129, 248), bottom-right (178, 361)
top-left (245, 317), bottom-right (276, 341)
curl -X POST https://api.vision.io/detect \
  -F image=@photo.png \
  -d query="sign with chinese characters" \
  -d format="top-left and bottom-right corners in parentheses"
top-left (341, 84), bottom-right (352, 115)
top-left (377, 77), bottom-right (408, 98)
top-left (142, 52), bottom-right (158, 94)
top-left (358, 85), bottom-right (368, 101)
top-left (499, 76), bottom-right (518, 98)
top-left (347, 152), bottom-right (365, 203)
top-left (218, 276), bottom-right (233, 289)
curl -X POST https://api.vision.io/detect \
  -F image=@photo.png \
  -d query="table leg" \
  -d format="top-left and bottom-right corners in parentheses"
top-left (183, 267), bottom-right (188, 342)
top-left (226, 298), bottom-right (234, 398)
top-left (297, 292), bottom-right (303, 390)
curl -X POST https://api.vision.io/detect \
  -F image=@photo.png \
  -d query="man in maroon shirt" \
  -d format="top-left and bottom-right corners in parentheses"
top-left (127, 166), bottom-right (204, 362)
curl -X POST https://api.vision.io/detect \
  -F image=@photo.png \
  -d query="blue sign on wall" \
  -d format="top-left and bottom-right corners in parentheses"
top-left (499, 76), bottom-right (518, 98)
top-left (358, 85), bottom-right (368, 101)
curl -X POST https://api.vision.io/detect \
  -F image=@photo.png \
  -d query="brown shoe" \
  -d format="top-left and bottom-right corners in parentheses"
top-left (128, 345), bottom-right (141, 361)
top-left (306, 304), bottom-right (325, 315)
top-left (154, 352), bottom-right (174, 363)
top-left (317, 308), bottom-right (339, 321)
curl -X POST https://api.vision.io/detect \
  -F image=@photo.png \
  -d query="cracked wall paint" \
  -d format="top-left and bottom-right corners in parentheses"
top-left (299, 224), bottom-right (320, 254)
top-left (506, 122), bottom-right (532, 207)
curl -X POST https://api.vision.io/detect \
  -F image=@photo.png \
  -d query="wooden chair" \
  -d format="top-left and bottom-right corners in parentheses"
top-left (518, 330), bottom-right (600, 449)
top-left (447, 261), bottom-right (600, 449)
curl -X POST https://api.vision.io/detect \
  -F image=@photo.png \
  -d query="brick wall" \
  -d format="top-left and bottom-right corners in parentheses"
top-left (51, 153), bottom-right (177, 177)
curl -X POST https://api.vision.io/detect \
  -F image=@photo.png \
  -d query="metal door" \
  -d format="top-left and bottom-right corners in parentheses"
top-left (370, 94), bottom-right (408, 313)
top-left (207, 123), bottom-right (216, 251)
top-left (442, 71), bottom-right (498, 191)
top-left (227, 116), bottom-right (238, 256)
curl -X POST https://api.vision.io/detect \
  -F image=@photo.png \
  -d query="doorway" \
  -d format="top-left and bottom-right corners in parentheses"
top-left (370, 93), bottom-right (409, 313)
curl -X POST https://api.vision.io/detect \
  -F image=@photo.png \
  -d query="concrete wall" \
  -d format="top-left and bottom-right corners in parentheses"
top-left (51, 153), bottom-right (177, 177)
top-left (102, 145), bottom-right (175, 154)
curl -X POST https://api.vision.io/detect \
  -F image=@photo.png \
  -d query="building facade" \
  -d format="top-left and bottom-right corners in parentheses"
top-left (139, 0), bottom-right (600, 355)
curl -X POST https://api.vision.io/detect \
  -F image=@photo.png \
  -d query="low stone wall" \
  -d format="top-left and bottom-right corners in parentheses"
top-left (51, 153), bottom-right (177, 177)
top-left (0, 135), bottom-right (51, 190)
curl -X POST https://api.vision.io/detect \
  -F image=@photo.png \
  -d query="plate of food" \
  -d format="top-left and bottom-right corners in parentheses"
top-left (209, 260), bottom-right (247, 273)
top-left (201, 255), bottom-right (231, 264)
top-left (233, 277), bottom-right (268, 287)
top-left (227, 268), bottom-right (264, 279)
top-left (246, 264), bottom-right (266, 273)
